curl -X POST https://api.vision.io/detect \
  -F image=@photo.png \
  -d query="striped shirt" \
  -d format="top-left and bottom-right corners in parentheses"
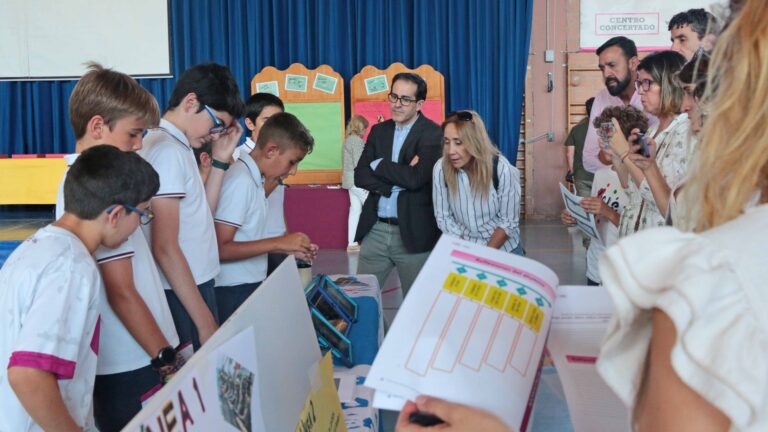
top-left (432, 156), bottom-right (521, 252)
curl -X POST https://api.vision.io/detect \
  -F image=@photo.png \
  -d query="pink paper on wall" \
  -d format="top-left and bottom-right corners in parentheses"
top-left (354, 100), bottom-right (444, 140)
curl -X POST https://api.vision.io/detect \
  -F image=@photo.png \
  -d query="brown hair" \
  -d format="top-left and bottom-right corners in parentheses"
top-left (592, 105), bottom-right (650, 139)
top-left (637, 51), bottom-right (687, 118)
top-left (257, 112), bottom-right (314, 154)
top-left (69, 63), bottom-right (160, 140)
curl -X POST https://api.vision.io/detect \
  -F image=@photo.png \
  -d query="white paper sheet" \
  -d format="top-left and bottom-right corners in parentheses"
top-left (548, 285), bottom-right (630, 432)
top-left (560, 183), bottom-right (601, 242)
top-left (366, 236), bottom-right (559, 430)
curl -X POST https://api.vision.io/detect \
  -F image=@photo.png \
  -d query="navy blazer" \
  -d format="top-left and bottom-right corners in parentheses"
top-left (353, 112), bottom-right (443, 253)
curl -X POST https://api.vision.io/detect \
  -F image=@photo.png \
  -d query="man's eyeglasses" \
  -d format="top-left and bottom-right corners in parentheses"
top-left (634, 79), bottom-right (656, 92)
top-left (388, 93), bottom-right (418, 106)
top-left (447, 111), bottom-right (473, 122)
top-left (203, 104), bottom-right (228, 135)
top-left (107, 204), bottom-right (155, 225)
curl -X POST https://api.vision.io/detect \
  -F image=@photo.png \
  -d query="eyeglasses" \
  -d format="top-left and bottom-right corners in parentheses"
top-left (634, 79), bottom-right (656, 92)
top-left (203, 104), bottom-right (228, 135)
top-left (107, 204), bottom-right (155, 225)
top-left (447, 111), bottom-right (473, 122)
top-left (387, 93), bottom-right (418, 106)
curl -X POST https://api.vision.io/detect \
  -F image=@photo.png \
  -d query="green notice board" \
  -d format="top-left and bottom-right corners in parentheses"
top-left (285, 102), bottom-right (343, 170)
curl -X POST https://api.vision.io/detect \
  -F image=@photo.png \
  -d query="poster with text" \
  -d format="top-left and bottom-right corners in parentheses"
top-left (580, 0), bottom-right (716, 51)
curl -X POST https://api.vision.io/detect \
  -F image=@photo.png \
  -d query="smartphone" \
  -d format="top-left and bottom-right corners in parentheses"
top-left (599, 122), bottom-right (616, 149)
top-left (636, 132), bottom-right (651, 158)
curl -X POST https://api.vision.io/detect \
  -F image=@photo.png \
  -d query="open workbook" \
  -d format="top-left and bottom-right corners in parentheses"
top-left (366, 236), bottom-right (559, 430)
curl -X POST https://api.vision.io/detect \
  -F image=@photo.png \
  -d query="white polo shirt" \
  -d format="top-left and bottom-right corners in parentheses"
top-left (214, 154), bottom-right (269, 286)
top-left (0, 225), bottom-right (101, 431)
top-left (140, 119), bottom-right (220, 287)
top-left (235, 137), bottom-right (287, 238)
top-left (55, 155), bottom-right (180, 375)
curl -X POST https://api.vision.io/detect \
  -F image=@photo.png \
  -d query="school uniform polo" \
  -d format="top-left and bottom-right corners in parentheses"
top-left (55, 156), bottom-right (179, 375)
top-left (214, 154), bottom-right (269, 286)
top-left (234, 137), bottom-right (287, 238)
top-left (139, 119), bottom-right (220, 287)
top-left (0, 225), bottom-right (101, 431)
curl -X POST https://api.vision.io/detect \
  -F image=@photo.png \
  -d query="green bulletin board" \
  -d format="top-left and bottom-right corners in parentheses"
top-left (284, 102), bottom-right (343, 170)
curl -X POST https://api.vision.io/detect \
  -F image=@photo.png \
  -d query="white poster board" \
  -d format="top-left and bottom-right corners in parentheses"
top-left (123, 258), bottom-right (323, 431)
top-left (580, 1), bottom-right (715, 51)
top-left (366, 236), bottom-right (559, 431)
top-left (0, 0), bottom-right (171, 80)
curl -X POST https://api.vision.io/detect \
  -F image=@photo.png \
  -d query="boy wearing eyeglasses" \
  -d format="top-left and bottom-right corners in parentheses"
top-left (54, 64), bottom-right (182, 431)
top-left (1, 145), bottom-right (159, 432)
top-left (139, 63), bottom-right (244, 354)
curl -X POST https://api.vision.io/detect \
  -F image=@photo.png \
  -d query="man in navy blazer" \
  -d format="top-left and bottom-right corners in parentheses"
top-left (354, 72), bottom-right (443, 296)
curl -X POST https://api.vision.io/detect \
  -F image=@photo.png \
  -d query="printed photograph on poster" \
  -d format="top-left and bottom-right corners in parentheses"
top-left (285, 74), bottom-right (309, 92)
top-left (364, 75), bottom-right (388, 95)
top-left (313, 73), bottom-right (338, 94)
top-left (256, 81), bottom-right (280, 96)
top-left (217, 356), bottom-right (256, 432)
top-left (559, 183), bottom-right (601, 242)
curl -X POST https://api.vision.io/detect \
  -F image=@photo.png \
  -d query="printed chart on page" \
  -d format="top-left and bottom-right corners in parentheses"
top-left (366, 236), bottom-right (559, 430)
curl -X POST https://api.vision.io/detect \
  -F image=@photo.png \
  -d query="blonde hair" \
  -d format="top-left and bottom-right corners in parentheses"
top-left (441, 111), bottom-right (500, 200)
top-left (346, 115), bottom-right (369, 138)
top-left (69, 62), bottom-right (160, 139)
top-left (683, 0), bottom-right (768, 231)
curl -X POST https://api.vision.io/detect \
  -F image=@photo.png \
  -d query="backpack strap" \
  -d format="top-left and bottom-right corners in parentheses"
top-left (492, 154), bottom-right (499, 192)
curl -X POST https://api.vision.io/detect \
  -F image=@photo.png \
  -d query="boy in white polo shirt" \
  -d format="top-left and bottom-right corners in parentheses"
top-left (140, 63), bottom-right (244, 349)
top-left (237, 93), bottom-right (291, 275)
top-left (55, 64), bottom-right (181, 432)
top-left (0, 145), bottom-right (159, 432)
top-left (214, 112), bottom-right (318, 322)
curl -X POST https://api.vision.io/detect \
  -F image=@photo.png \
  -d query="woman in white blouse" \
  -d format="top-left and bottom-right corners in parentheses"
top-left (606, 50), bottom-right (693, 237)
top-left (432, 110), bottom-right (522, 254)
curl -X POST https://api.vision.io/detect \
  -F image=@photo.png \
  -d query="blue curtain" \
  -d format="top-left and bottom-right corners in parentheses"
top-left (0, 0), bottom-right (532, 159)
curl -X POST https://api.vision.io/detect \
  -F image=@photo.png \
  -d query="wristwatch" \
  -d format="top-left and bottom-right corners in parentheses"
top-left (211, 158), bottom-right (230, 171)
top-left (150, 346), bottom-right (177, 369)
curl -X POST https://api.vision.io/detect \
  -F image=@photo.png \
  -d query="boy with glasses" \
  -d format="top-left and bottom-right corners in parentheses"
top-left (354, 72), bottom-right (443, 296)
top-left (55, 63), bottom-right (182, 431)
top-left (139, 63), bottom-right (244, 353)
top-left (1, 145), bottom-right (159, 431)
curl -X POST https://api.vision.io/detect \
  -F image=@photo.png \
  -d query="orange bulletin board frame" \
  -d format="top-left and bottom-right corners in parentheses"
top-left (251, 64), bottom-right (345, 185)
top-left (350, 63), bottom-right (445, 139)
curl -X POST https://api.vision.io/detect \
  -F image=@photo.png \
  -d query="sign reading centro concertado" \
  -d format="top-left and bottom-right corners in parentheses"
top-left (580, 0), bottom-right (714, 51)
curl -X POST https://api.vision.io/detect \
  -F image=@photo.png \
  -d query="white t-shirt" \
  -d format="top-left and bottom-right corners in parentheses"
top-left (585, 167), bottom-right (628, 283)
top-left (265, 185), bottom-right (287, 237)
top-left (0, 226), bottom-right (101, 431)
top-left (56, 154), bottom-right (180, 375)
top-left (139, 119), bottom-right (220, 286)
top-left (236, 137), bottom-right (287, 238)
top-left (597, 204), bottom-right (768, 430)
top-left (214, 155), bottom-right (269, 286)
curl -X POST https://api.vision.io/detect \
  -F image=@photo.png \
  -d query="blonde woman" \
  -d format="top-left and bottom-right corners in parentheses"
top-left (606, 50), bottom-right (692, 236)
top-left (342, 115), bottom-right (370, 251)
top-left (432, 111), bottom-right (522, 254)
top-left (598, 1), bottom-right (768, 430)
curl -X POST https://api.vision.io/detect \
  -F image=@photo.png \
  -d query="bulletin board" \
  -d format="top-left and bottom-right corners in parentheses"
top-left (350, 63), bottom-right (445, 140)
top-left (251, 64), bottom-right (345, 185)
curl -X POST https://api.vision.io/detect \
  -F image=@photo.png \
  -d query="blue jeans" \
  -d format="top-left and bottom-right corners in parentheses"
top-left (164, 279), bottom-right (218, 351)
top-left (215, 281), bottom-right (262, 324)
